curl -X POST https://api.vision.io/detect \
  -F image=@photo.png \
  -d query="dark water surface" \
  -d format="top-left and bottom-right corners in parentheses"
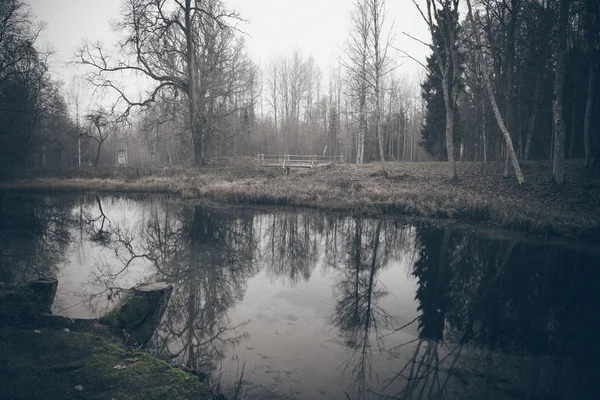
top-left (1, 193), bottom-right (599, 399)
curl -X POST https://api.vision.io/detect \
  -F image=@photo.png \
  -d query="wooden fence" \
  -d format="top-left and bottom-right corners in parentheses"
top-left (256, 154), bottom-right (345, 169)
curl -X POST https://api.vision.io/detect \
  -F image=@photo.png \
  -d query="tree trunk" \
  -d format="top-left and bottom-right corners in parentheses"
top-left (99, 282), bottom-right (173, 346)
top-left (504, 2), bottom-right (518, 174)
top-left (94, 141), bottom-right (102, 167)
top-left (404, 118), bottom-right (407, 161)
top-left (193, 129), bottom-right (203, 164)
top-left (357, 97), bottom-right (366, 164)
top-left (442, 71), bottom-right (457, 180)
top-left (466, 0), bottom-right (524, 185)
top-left (584, 63), bottom-right (595, 168)
top-left (568, 69), bottom-right (578, 158)
top-left (524, 74), bottom-right (542, 161)
top-left (140, 136), bottom-right (145, 168)
top-left (375, 82), bottom-right (387, 175)
top-left (185, 0), bottom-right (203, 166)
top-left (444, 103), bottom-right (457, 180)
top-left (489, 79), bottom-right (524, 184)
top-left (482, 102), bottom-right (487, 163)
top-left (552, 0), bottom-right (568, 185)
top-left (151, 126), bottom-right (158, 167)
top-left (372, 0), bottom-right (386, 175)
top-left (592, 147), bottom-right (600, 175)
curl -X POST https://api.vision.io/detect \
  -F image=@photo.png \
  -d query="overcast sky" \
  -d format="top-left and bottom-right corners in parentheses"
top-left (27, 0), bottom-right (430, 105)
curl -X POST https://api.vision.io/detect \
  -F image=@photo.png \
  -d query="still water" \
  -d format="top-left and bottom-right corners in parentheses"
top-left (1, 193), bottom-right (599, 399)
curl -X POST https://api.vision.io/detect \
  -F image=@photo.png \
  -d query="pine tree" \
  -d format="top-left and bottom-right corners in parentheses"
top-left (419, 8), bottom-right (463, 161)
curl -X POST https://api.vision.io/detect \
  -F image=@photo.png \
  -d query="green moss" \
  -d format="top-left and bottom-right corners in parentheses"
top-left (0, 286), bottom-right (51, 326)
top-left (98, 291), bottom-right (165, 345)
top-left (0, 325), bottom-right (213, 400)
top-left (1, 281), bottom-right (205, 399)
top-left (116, 294), bottom-right (146, 326)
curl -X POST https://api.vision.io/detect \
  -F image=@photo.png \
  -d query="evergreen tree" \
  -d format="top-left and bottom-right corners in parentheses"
top-left (419, 6), bottom-right (463, 161)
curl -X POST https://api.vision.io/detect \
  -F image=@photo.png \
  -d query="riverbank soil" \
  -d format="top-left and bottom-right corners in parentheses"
top-left (0, 285), bottom-right (215, 400)
top-left (1, 158), bottom-right (599, 240)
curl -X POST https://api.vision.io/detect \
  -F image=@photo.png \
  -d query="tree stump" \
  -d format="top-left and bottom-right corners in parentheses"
top-left (99, 282), bottom-right (173, 346)
top-left (0, 278), bottom-right (57, 326)
top-left (27, 278), bottom-right (58, 311)
top-left (1, 280), bottom-right (172, 348)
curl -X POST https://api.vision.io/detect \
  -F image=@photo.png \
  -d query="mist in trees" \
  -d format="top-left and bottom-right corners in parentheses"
top-left (0, 0), bottom-right (78, 174)
top-left (0, 0), bottom-right (598, 180)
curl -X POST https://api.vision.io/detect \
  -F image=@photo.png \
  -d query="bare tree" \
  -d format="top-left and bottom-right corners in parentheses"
top-left (68, 76), bottom-right (87, 167)
top-left (582, 0), bottom-right (599, 169)
top-left (76, 0), bottom-right (244, 165)
top-left (139, 97), bottom-right (177, 167)
top-left (343, 0), bottom-right (371, 164)
top-left (551, 0), bottom-right (569, 185)
top-left (265, 56), bottom-right (280, 152)
top-left (413, 0), bottom-right (462, 180)
top-left (365, 0), bottom-right (396, 175)
top-left (288, 48), bottom-right (307, 153)
top-left (465, 0), bottom-right (525, 185)
top-left (84, 107), bottom-right (119, 166)
top-left (0, 0), bottom-right (43, 79)
top-left (343, 0), bottom-right (396, 170)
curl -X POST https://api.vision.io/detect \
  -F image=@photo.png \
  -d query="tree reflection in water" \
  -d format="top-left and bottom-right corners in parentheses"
top-left (0, 193), bottom-right (74, 284)
top-left (78, 199), bottom-right (262, 373)
top-left (1, 194), bottom-right (598, 399)
top-left (381, 226), bottom-right (600, 400)
top-left (328, 218), bottom-right (418, 400)
top-left (332, 220), bottom-right (390, 399)
top-left (151, 205), bottom-right (260, 372)
top-left (261, 212), bottom-right (321, 285)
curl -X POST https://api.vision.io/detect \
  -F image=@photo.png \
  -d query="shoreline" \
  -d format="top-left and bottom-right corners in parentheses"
top-left (1, 159), bottom-right (599, 242)
top-left (0, 282), bottom-right (219, 400)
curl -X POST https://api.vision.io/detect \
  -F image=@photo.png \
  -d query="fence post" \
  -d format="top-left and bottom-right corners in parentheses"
top-left (312, 154), bottom-right (316, 168)
top-left (282, 154), bottom-right (287, 169)
top-left (340, 154), bottom-right (344, 163)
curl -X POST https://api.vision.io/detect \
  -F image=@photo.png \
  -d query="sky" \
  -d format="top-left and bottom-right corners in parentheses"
top-left (27, 0), bottom-right (431, 108)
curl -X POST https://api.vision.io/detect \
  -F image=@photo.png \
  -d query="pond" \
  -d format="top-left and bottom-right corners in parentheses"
top-left (1, 193), bottom-right (598, 399)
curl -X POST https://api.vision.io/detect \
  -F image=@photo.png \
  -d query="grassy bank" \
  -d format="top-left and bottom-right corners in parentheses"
top-left (0, 284), bottom-right (218, 400)
top-left (1, 158), bottom-right (599, 241)
top-left (0, 326), bottom-right (215, 400)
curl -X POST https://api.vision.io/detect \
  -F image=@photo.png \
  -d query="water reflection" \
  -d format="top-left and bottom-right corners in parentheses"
top-left (150, 205), bottom-right (259, 372)
top-left (0, 193), bottom-right (598, 400)
top-left (0, 193), bottom-right (73, 284)
top-left (382, 227), bottom-right (600, 400)
top-left (329, 220), bottom-right (395, 399)
top-left (261, 212), bottom-right (323, 285)
top-left (77, 199), bottom-right (261, 372)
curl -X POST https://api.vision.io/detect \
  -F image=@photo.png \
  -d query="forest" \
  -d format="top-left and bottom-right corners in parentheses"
top-left (1, 0), bottom-right (599, 184)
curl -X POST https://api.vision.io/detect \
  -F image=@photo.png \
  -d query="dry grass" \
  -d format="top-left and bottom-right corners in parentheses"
top-left (2, 157), bottom-right (599, 241)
